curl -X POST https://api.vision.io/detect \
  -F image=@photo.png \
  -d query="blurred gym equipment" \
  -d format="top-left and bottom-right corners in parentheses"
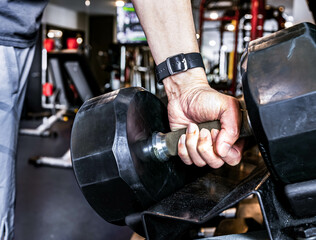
top-left (28, 52), bottom-right (100, 168)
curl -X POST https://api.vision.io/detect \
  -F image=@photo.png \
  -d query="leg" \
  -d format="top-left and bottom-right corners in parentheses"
top-left (0, 45), bottom-right (35, 240)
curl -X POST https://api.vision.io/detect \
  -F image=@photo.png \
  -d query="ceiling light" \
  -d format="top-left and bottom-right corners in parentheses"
top-left (226, 24), bottom-right (235, 31)
top-left (245, 14), bottom-right (252, 19)
top-left (196, 33), bottom-right (200, 39)
top-left (77, 37), bottom-right (83, 44)
top-left (47, 30), bottom-right (63, 38)
top-left (85, 0), bottom-right (90, 6)
top-left (210, 12), bottom-right (218, 20)
top-left (221, 45), bottom-right (228, 51)
top-left (209, 40), bottom-right (216, 47)
top-left (55, 30), bottom-right (63, 38)
top-left (47, 32), bottom-right (54, 38)
top-left (116, 0), bottom-right (125, 7)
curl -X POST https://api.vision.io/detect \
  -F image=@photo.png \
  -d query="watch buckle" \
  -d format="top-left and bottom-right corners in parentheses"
top-left (166, 53), bottom-right (188, 75)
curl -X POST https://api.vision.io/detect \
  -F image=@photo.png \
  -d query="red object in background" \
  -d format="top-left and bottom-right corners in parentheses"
top-left (251, 0), bottom-right (266, 40)
top-left (44, 38), bottom-right (55, 52)
top-left (43, 83), bottom-right (54, 97)
top-left (67, 38), bottom-right (78, 49)
top-left (69, 84), bottom-right (79, 99)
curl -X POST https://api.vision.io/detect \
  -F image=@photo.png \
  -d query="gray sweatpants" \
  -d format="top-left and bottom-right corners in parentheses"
top-left (0, 45), bottom-right (35, 240)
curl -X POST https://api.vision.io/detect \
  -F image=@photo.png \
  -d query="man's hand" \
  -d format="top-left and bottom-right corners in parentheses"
top-left (131, 0), bottom-right (244, 168)
top-left (164, 68), bottom-right (245, 168)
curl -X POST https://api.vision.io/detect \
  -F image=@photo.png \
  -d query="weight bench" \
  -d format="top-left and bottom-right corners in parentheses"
top-left (28, 52), bottom-right (100, 168)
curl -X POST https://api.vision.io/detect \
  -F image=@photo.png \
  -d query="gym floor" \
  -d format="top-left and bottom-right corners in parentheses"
top-left (15, 118), bottom-right (133, 240)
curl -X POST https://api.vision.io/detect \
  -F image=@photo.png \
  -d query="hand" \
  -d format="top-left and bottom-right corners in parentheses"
top-left (163, 68), bottom-right (245, 168)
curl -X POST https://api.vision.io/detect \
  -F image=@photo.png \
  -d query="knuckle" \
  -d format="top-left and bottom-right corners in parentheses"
top-left (178, 150), bottom-right (187, 159)
top-left (195, 160), bottom-right (207, 167)
top-left (178, 153), bottom-right (192, 165)
top-left (185, 137), bottom-right (194, 145)
top-left (209, 161), bottom-right (224, 169)
top-left (197, 144), bottom-right (209, 154)
top-left (230, 96), bottom-right (240, 107)
top-left (205, 157), bottom-right (223, 169)
top-left (182, 159), bottom-right (192, 165)
top-left (186, 140), bottom-right (198, 152)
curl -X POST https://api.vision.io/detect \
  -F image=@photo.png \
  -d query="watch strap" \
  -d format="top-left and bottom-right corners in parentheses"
top-left (156, 52), bottom-right (205, 84)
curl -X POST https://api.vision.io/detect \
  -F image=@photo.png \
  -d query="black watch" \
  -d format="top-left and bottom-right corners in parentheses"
top-left (155, 52), bottom-right (205, 84)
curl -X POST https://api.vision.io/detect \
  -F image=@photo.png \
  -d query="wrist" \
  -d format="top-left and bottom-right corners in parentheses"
top-left (163, 67), bottom-right (210, 101)
top-left (156, 52), bottom-right (205, 85)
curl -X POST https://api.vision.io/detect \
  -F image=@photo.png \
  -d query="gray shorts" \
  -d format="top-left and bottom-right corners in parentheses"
top-left (0, 45), bottom-right (35, 240)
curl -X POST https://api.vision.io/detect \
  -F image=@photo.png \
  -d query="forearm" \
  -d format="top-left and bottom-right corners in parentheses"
top-left (132, 0), bottom-right (198, 64)
top-left (132, 0), bottom-right (209, 98)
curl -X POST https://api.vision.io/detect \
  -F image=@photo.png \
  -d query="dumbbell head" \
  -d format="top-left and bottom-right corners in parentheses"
top-left (242, 22), bottom-right (316, 184)
top-left (71, 87), bottom-right (195, 224)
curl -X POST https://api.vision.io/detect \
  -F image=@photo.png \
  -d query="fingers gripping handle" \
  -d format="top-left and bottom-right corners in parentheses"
top-left (165, 121), bottom-right (221, 157)
top-left (152, 110), bottom-right (252, 162)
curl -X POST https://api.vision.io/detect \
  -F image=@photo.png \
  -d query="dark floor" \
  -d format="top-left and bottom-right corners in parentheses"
top-left (15, 118), bottom-right (133, 240)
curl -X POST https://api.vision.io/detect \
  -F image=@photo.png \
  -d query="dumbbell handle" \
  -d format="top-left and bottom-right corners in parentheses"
top-left (151, 110), bottom-right (252, 162)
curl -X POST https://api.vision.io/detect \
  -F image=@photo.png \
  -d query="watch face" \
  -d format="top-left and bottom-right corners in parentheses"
top-left (116, 3), bottom-right (147, 44)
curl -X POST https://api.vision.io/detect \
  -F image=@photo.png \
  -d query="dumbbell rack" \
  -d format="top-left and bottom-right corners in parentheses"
top-left (128, 156), bottom-right (316, 240)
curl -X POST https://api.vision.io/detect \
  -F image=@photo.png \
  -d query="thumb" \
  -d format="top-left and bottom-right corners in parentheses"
top-left (215, 98), bottom-right (241, 158)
